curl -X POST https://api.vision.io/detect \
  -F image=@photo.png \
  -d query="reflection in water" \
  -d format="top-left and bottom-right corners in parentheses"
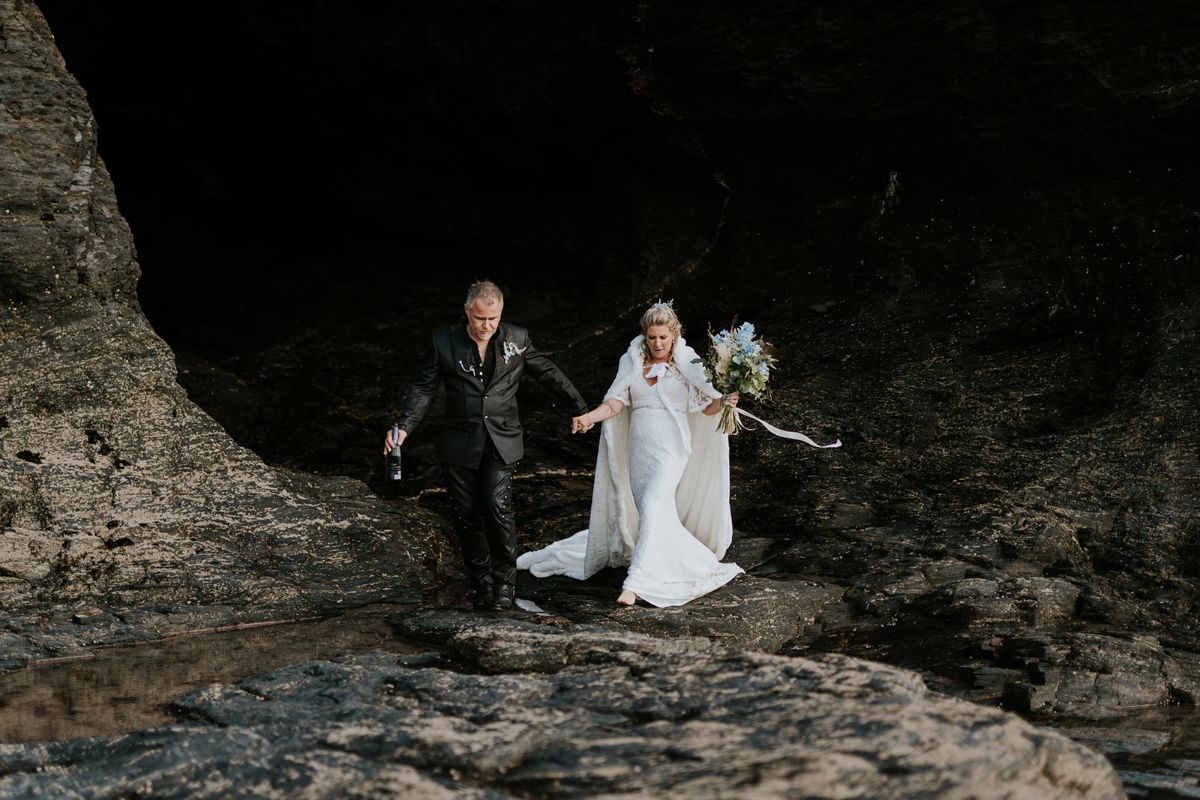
top-left (0, 605), bottom-right (427, 743)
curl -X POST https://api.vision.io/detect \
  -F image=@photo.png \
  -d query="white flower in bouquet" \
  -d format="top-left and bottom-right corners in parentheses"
top-left (700, 321), bottom-right (776, 434)
top-left (713, 340), bottom-right (733, 374)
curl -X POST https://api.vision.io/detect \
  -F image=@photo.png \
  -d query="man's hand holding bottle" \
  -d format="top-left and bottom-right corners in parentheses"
top-left (383, 427), bottom-right (407, 455)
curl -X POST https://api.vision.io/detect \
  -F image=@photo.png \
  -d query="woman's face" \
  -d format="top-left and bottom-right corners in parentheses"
top-left (645, 325), bottom-right (674, 361)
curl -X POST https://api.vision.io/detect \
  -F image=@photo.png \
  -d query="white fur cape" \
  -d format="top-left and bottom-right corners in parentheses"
top-left (571, 335), bottom-right (732, 578)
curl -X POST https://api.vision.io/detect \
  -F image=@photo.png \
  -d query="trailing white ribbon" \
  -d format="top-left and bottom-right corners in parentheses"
top-left (733, 407), bottom-right (842, 449)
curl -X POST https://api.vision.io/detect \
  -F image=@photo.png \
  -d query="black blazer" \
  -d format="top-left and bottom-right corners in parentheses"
top-left (397, 323), bottom-right (588, 467)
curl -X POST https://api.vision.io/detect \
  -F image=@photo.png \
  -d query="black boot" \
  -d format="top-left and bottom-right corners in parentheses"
top-left (471, 580), bottom-right (495, 611)
top-left (492, 583), bottom-right (515, 611)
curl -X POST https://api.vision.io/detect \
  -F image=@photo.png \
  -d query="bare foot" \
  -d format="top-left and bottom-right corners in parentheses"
top-left (617, 589), bottom-right (637, 606)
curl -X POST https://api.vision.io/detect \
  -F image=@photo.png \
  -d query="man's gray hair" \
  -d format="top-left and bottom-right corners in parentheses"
top-left (465, 280), bottom-right (504, 307)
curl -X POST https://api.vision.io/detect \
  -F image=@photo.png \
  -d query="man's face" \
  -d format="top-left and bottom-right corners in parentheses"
top-left (465, 298), bottom-right (503, 343)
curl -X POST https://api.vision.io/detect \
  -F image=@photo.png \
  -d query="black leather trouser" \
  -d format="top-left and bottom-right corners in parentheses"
top-left (442, 440), bottom-right (517, 597)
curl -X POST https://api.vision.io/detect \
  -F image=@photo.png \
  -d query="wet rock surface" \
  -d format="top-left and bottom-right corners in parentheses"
top-left (0, 616), bottom-right (1124, 799)
top-left (1065, 709), bottom-right (1200, 799)
top-left (0, 606), bottom-right (425, 744)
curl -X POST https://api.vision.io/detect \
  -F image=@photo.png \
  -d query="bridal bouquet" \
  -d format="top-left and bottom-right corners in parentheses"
top-left (702, 321), bottom-right (775, 434)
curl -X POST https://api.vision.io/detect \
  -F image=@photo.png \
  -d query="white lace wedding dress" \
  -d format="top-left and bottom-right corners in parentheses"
top-left (518, 349), bottom-right (743, 607)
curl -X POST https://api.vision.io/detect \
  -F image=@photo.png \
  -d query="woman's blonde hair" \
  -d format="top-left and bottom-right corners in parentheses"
top-left (640, 301), bottom-right (682, 360)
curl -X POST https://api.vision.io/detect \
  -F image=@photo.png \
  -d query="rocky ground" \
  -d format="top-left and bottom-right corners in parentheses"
top-left (0, 614), bottom-right (1124, 799)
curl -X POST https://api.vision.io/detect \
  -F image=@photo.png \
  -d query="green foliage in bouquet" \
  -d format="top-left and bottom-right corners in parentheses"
top-left (697, 321), bottom-right (776, 434)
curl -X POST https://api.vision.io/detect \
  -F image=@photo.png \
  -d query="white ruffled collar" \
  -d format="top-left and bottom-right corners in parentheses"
top-left (645, 361), bottom-right (670, 379)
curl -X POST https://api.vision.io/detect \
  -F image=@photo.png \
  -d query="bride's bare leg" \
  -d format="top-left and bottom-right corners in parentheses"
top-left (617, 589), bottom-right (637, 606)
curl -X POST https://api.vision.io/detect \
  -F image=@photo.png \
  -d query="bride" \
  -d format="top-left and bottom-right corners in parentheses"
top-left (517, 302), bottom-right (744, 606)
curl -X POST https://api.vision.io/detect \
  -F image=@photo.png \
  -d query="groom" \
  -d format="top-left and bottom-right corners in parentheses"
top-left (387, 280), bottom-right (588, 610)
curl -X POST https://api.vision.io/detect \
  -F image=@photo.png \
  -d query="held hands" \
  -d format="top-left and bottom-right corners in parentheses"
top-left (383, 428), bottom-right (408, 455)
top-left (724, 391), bottom-right (740, 407)
top-left (573, 399), bottom-right (622, 433)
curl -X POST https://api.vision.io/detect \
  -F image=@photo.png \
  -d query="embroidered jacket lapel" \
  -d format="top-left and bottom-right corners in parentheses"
top-left (453, 325), bottom-right (483, 387)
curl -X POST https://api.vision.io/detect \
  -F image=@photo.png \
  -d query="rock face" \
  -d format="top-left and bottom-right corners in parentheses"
top-left (0, 1), bottom-right (457, 664)
top-left (0, 615), bottom-right (1125, 799)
